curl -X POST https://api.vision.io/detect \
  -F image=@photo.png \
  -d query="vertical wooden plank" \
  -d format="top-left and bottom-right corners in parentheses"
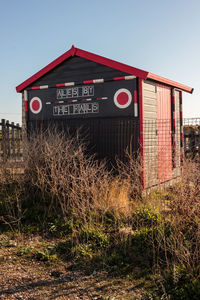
top-left (1, 119), bottom-right (6, 161)
top-left (139, 78), bottom-right (144, 188)
top-left (16, 123), bottom-right (21, 158)
top-left (6, 120), bottom-right (10, 158)
top-left (143, 81), bottom-right (157, 188)
top-left (180, 91), bottom-right (184, 163)
top-left (173, 90), bottom-right (181, 177)
top-left (11, 122), bottom-right (15, 158)
top-left (171, 89), bottom-right (176, 168)
top-left (22, 91), bottom-right (27, 145)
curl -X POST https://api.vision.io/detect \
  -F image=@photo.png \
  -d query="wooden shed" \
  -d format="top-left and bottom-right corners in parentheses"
top-left (16, 45), bottom-right (193, 188)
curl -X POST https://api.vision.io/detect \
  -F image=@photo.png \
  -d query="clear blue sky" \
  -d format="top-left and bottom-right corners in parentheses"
top-left (0, 0), bottom-right (199, 124)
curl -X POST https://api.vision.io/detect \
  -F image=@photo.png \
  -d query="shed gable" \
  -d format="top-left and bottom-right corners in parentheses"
top-left (28, 56), bottom-right (132, 88)
top-left (16, 46), bottom-right (193, 94)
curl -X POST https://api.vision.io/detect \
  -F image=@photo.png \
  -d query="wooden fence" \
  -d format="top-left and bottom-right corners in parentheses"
top-left (0, 119), bottom-right (22, 162)
top-left (183, 119), bottom-right (200, 159)
top-left (184, 127), bottom-right (200, 158)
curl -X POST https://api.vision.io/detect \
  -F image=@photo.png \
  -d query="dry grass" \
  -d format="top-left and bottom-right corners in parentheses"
top-left (0, 129), bottom-right (200, 298)
top-left (20, 129), bottom-right (142, 226)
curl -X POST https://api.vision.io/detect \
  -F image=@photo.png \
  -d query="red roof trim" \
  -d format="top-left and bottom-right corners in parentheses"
top-left (75, 48), bottom-right (148, 79)
top-left (147, 72), bottom-right (193, 94)
top-left (16, 45), bottom-right (193, 94)
top-left (16, 47), bottom-right (74, 93)
top-left (16, 46), bottom-right (148, 93)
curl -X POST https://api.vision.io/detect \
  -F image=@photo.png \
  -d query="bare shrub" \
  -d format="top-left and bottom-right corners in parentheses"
top-left (0, 161), bottom-right (25, 232)
top-left (116, 151), bottom-right (143, 208)
top-left (0, 127), bottom-right (144, 234)
top-left (1, 125), bottom-right (200, 297)
top-left (23, 129), bottom-right (127, 225)
top-left (171, 159), bottom-right (200, 219)
top-left (153, 159), bottom-right (200, 277)
top-left (22, 128), bottom-right (148, 229)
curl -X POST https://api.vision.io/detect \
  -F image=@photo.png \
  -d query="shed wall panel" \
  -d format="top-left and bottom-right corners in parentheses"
top-left (143, 80), bottom-right (157, 187)
top-left (143, 97), bottom-right (157, 105)
top-left (157, 84), bottom-right (172, 183)
top-left (143, 110), bottom-right (156, 117)
top-left (28, 57), bottom-right (131, 88)
top-left (26, 56), bottom-right (140, 168)
top-left (143, 82), bottom-right (157, 92)
top-left (143, 105), bottom-right (157, 112)
top-left (173, 90), bottom-right (181, 177)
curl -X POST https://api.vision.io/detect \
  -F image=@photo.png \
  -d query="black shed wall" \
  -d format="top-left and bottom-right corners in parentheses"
top-left (26, 56), bottom-right (140, 164)
top-left (29, 56), bottom-right (131, 87)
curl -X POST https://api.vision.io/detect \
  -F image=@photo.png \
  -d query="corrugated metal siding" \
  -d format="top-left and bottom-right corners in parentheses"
top-left (143, 81), bottom-right (158, 187)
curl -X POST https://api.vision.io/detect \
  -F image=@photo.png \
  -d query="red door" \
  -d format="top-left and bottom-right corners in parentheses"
top-left (157, 84), bottom-right (172, 183)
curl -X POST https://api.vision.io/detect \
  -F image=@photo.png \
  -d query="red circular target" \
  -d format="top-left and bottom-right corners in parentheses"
top-left (114, 88), bottom-right (132, 108)
top-left (30, 97), bottom-right (42, 114)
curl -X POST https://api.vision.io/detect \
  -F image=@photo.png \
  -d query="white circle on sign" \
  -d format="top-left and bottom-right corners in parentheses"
top-left (30, 97), bottom-right (42, 114)
top-left (114, 88), bottom-right (132, 109)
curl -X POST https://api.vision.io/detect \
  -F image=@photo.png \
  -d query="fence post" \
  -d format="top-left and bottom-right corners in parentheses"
top-left (0, 119), bottom-right (22, 162)
top-left (6, 120), bottom-right (10, 158)
top-left (16, 123), bottom-right (21, 158)
top-left (1, 119), bottom-right (7, 161)
top-left (11, 122), bottom-right (15, 159)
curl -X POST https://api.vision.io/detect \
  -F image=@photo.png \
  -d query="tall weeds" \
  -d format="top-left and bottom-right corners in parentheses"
top-left (0, 129), bottom-right (200, 297)
top-left (22, 129), bottom-right (139, 225)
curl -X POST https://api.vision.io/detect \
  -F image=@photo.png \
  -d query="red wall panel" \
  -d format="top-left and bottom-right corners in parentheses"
top-left (157, 84), bottom-right (172, 183)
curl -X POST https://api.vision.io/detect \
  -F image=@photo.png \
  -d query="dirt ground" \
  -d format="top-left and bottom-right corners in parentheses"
top-left (0, 235), bottom-right (156, 300)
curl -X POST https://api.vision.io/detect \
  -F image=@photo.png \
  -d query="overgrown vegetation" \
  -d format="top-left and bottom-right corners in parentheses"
top-left (0, 130), bottom-right (200, 299)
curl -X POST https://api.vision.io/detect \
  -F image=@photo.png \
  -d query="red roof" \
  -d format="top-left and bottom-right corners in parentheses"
top-left (16, 45), bottom-right (193, 94)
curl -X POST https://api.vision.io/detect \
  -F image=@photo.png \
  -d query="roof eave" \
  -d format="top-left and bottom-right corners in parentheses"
top-left (147, 72), bottom-right (193, 94)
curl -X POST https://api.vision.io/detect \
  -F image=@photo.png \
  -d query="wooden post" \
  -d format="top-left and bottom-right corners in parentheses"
top-left (1, 119), bottom-right (7, 161)
top-left (16, 123), bottom-right (21, 158)
top-left (6, 120), bottom-right (10, 158)
top-left (11, 122), bottom-right (15, 159)
top-left (22, 91), bottom-right (27, 138)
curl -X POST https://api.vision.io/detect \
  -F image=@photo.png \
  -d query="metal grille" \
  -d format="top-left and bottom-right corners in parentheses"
top-left (27, 117), bottom-right (200, 187)
top-left (143, 118), bottom-right (179, 187)
top-left (27, 117), bottom-right (140, 166)
top-left (143, 118), bottom-right (200, 187)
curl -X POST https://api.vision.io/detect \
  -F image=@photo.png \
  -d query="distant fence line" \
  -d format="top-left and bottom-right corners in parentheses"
top-left (0, 119), bottom-right (22, 161)
top-left (183, 118), bottom-right (200, 159)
